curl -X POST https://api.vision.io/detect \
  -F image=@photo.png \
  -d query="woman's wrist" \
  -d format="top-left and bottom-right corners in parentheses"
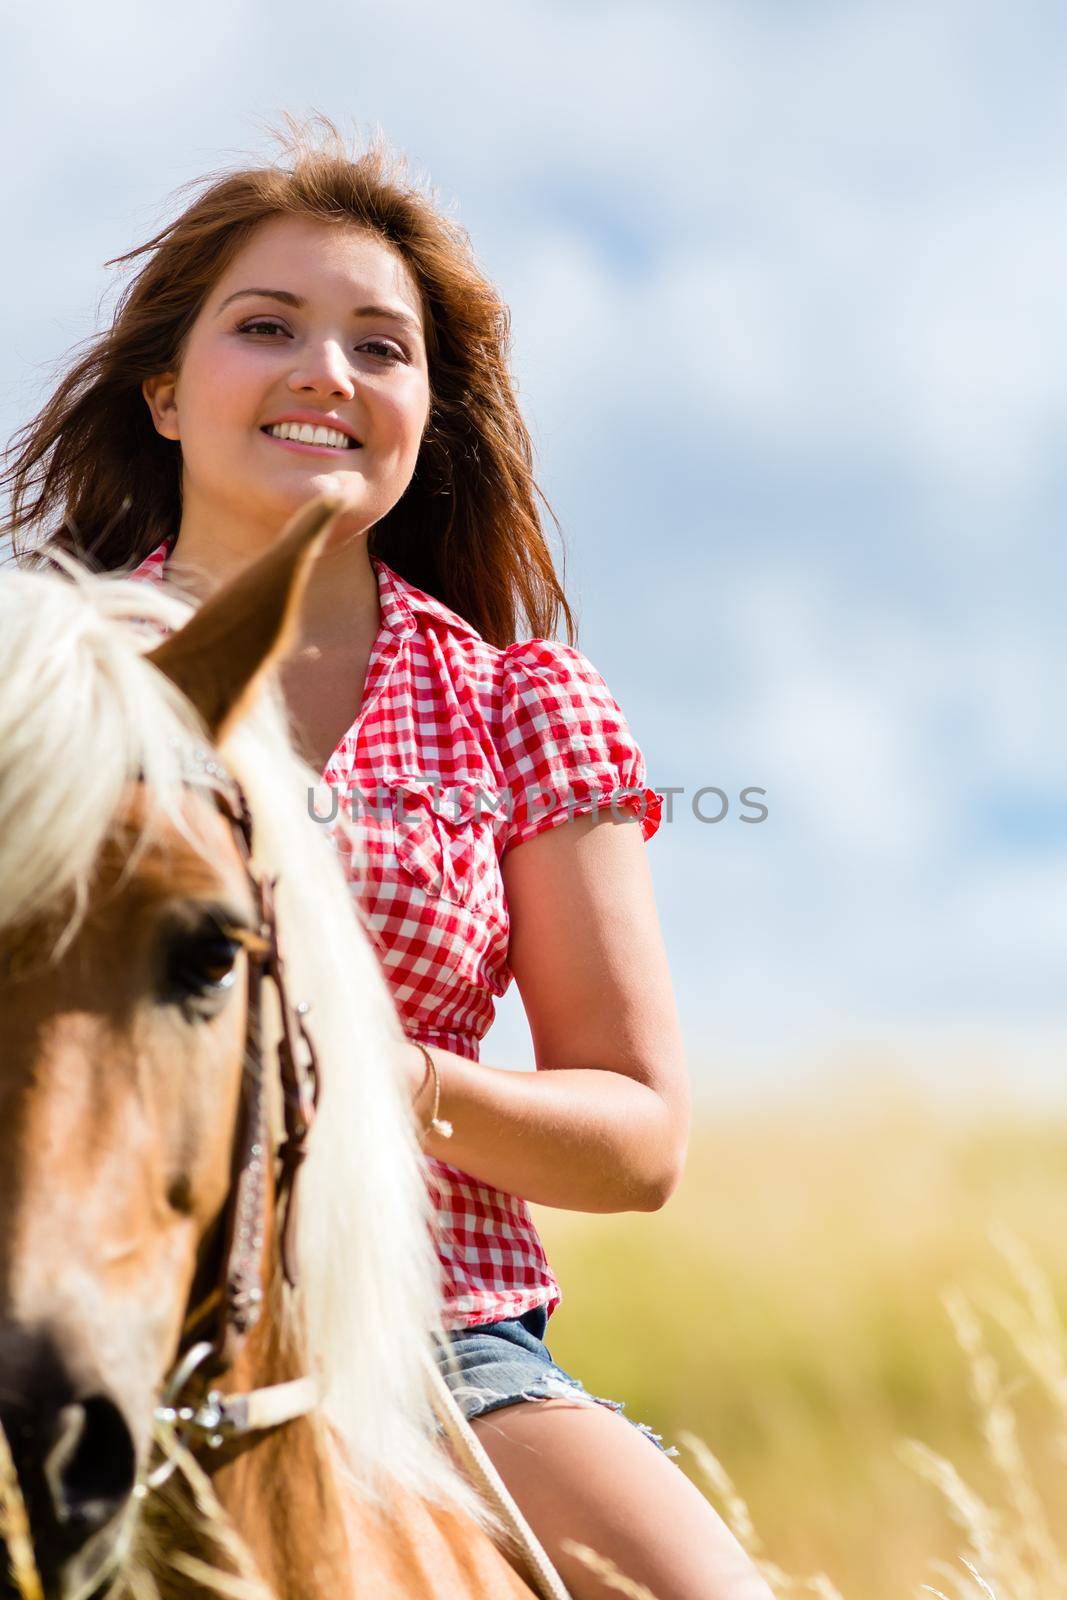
top-left (404, 1038), bottom-right (452, 1143)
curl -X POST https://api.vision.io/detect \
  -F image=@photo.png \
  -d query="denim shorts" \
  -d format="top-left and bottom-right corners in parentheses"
top-left (433, 1303), bottom-right (677, 1457)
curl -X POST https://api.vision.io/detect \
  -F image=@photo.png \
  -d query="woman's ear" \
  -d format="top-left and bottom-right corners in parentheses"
top-left (142, 372), bottom-right (180, 442)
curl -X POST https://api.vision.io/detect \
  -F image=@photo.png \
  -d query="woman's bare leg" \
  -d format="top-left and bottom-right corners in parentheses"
top-left (470, 1396), bottom-right (774, 1600)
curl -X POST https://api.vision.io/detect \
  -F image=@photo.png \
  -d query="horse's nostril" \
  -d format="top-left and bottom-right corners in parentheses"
top-left (43, 1395), bottom-right (136, 1539)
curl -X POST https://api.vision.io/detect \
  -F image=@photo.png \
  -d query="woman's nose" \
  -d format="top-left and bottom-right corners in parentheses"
top-left (288, 341), bottom-right (357, 400)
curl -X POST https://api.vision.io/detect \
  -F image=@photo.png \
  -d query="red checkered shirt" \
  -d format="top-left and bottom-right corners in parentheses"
top-left (127, 538), bottom-right (663, 1329)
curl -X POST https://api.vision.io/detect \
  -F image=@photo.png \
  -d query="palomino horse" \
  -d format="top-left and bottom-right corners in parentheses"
top-left (0, 500), bottom-right (558, 1600)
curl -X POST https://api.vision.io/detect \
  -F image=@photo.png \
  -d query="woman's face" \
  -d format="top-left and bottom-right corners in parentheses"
top-left (143, 214), bottom-right (431, 543)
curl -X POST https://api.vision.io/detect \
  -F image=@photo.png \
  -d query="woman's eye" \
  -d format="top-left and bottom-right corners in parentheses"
top-left (360, 339), bottom-right (407, 363)
top-left (238, 317), bottom-right (288, 337)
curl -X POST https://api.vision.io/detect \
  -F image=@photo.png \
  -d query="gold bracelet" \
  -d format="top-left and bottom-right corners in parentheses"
top-left (412, 1040), bottom-right (453, 1140)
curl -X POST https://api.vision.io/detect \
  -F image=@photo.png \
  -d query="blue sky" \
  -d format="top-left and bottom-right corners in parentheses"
top-left (4, 1), bottom-right (1066, 1105)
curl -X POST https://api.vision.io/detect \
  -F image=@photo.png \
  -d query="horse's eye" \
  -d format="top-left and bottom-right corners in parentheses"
top-left (162, 922), bottom-right (243, 1012)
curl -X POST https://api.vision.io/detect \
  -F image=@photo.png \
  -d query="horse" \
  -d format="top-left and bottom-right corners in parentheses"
top-left (0, 499), bottom-right (563, 1600)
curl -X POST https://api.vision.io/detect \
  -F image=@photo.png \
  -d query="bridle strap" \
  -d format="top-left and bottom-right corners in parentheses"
top-left (137, 752), bottom-right (323, 1459)
top-left (192, 767), bottom-right (322, 1372)
top-left (203, 778), bottom-right (274, 1375)
top-left (257, 869), bottom-right (321, 1292)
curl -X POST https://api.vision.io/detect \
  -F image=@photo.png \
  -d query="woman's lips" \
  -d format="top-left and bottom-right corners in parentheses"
top-left (260, 428), bottom-right (363, 457)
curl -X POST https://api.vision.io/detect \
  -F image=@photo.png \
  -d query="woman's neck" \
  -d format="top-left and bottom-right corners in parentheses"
top-left (168, 506), bottom-right (382, 652)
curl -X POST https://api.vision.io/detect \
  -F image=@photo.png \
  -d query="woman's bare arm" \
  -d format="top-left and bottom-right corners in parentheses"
top-left (407, 808), bottom-right (691, 1213)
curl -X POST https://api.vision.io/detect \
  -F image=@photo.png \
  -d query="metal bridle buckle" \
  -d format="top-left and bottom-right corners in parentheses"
top-left (146, 1340), bottom-right (236, 1490)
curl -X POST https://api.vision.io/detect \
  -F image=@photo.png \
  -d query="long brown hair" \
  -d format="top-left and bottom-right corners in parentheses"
top-left (2, 115), bottom-right (575, 648)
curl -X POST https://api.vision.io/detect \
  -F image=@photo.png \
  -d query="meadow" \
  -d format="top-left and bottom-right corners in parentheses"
top-left (533, 1081), bottom-right (1067, 1599)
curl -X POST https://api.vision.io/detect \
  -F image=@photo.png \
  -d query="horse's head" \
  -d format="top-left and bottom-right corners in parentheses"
top-left (0, 499), bottom-right (339, 1598)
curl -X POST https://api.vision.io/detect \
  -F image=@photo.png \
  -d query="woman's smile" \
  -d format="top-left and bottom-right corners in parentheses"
top-left (260, 424), bottom-right (364, 457)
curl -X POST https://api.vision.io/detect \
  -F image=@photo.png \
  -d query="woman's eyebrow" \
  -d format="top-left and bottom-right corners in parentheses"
top-left (217, 287), bottom-right (303, 313)
top-left (217, 287), bottom-right (421, 334)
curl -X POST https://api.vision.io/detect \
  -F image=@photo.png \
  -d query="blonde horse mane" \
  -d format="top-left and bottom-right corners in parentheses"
top-left (0, 555), bottom-right (493, 1538)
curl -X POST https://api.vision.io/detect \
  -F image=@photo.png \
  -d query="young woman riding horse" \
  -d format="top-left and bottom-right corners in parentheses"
top-left (5, 119), bottom-right (772, 1600)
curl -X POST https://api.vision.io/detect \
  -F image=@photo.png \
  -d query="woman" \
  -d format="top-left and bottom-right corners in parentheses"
top-left (4, 122), bottom-right (772, 1600)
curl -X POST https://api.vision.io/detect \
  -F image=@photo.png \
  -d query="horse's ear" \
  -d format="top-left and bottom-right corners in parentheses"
top-left (145, 494), bottom-right (342, 746)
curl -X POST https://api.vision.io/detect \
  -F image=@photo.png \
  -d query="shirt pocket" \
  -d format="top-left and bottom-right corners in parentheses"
top-left (385, 774), bottom-right (503, 914)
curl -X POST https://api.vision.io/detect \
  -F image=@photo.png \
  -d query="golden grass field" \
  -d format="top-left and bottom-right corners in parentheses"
top-left (533, 1081), bottom-right (1067, 1600)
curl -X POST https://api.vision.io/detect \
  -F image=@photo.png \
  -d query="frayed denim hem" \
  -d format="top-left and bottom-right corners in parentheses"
top-left (440, 1365), bottom-right (680, 1459)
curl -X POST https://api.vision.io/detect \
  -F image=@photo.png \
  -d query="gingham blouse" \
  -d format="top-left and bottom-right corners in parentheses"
top-left (128, 538), bottom-right (663, 1329)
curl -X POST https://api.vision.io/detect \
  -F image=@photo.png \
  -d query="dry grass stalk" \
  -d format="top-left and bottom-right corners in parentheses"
top-left (986, 1228), bottom-right (1067, 1443)
top-left (921, 1561), bottom-right (995, 1600)
top-left (0, 1414), bottom-right (42, 1600)
top-left (676, 1431), bottom-right (762, 1555)
top-left (165, 1554), bottom-right (276, 1600)
top-left (676, 1432), bottom-right (843, 1600)
top-left (946, 1288), bottom-right (1067, 1597)
top-left (904, 1231), bottom-right (1067, 1600)
top-left (900, 1439), bottom-right (1003, 1597)
top-left (114, 1565), bottom-right (164, 1600)
top-left (153, 1427), bottom-right (276, 1600)
top-left (959, 1559), bottom-right (999, 1599)
top-left (802, 1581), bottom-right (847, 1600)
top-left (922, 1555), bottom-right (1000, 1600)
top-left (560, 1540), bottom-right (660, 1599)
top-left (105, 1423), bottom-right (277, 1600)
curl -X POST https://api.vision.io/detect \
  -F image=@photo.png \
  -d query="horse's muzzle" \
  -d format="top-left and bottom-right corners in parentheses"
top-left (0, 1323), bottom-right (138, 1599)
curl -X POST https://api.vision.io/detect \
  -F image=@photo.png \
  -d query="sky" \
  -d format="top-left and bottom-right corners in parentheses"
top-left (3, 1), bottom-right (1065, 1106)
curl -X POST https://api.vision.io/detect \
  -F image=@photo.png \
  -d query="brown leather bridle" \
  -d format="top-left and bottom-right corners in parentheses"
top-left (177, 760), bottom-right (321, 1360)
top-left (145, 751), bottom-right (327, 1483)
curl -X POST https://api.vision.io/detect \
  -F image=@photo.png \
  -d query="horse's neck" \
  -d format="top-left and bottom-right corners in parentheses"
top-left (176, 1304), bottom-right (539, 1600)
top-left (206, 1371), bottom-right (542, 1600)
top-left (206, 1310), bottom-right (356, 1596)
top-left (210, 1415), bottom-right (353, 1594)
top-left (327, 1431), bottom-right (543, 1600)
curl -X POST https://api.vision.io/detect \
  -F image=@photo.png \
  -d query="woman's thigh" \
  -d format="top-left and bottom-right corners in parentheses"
top-left (470, 1395), bottom-right (774, 1600)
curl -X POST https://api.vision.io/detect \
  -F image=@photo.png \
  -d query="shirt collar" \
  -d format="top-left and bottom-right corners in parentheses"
top-left (126, 536), bottom-right (482, 642)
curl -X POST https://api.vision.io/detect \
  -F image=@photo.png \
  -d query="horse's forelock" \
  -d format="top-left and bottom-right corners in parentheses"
top-left (0, 565), bottom-right (217, 950)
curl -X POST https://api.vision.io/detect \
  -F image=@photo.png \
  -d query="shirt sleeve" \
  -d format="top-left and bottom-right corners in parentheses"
top-left (498, 638), bottom-right (664, 854)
